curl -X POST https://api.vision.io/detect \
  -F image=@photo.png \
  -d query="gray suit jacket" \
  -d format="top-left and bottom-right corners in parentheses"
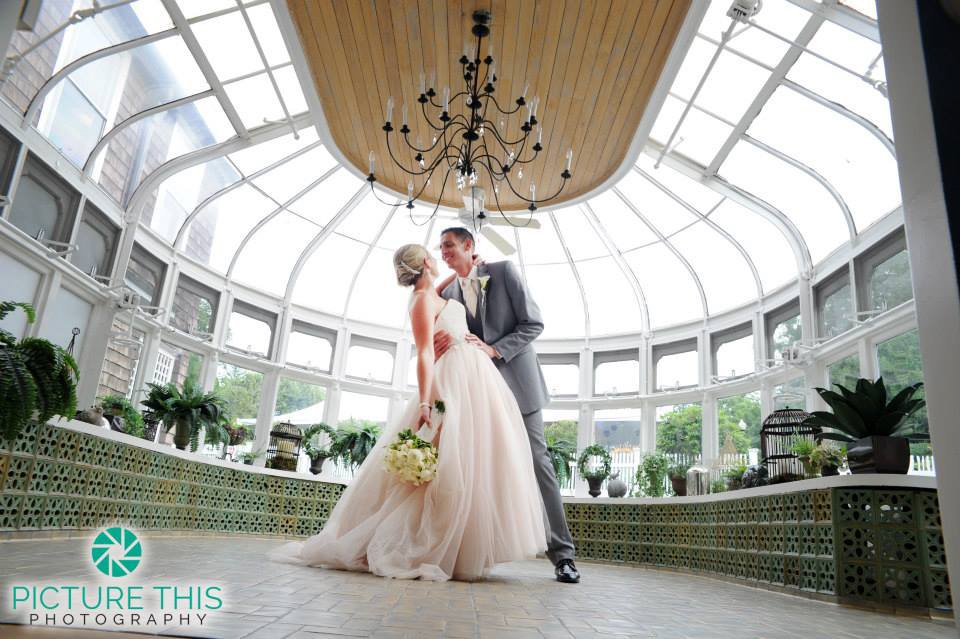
top-left (441, 261), bottom-right (550, 414)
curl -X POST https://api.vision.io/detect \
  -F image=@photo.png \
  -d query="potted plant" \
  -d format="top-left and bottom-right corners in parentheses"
top-left (789, 437), bottom-right (817, 478)
top-left (546, 438), bottom-right (576, 487)
top-left (635, 451), bottom-right (669, 497)
top-left (329, 420), bottom-right (382, 469)
top-left (0, 301), bottom-right (80, 442)
top-left (810, 441), bottom-right (846, 476)
top-left (238, 449), bottom-right (264, 465)
top-left (141, 378), bottom-right (226, 451)
top-left (803, 377), bottom-right (926, 474)
top-left (724, 460), bottom-right (749, 490)
top-left (576, 444), bottom-right (612, 498)
top-left (302, 422), bottom-right (336, 474)
top-left (668, 461), bottom-right (691, 496)
top-left (709, 479), bottom-right (727, 494)
top-left (98, 394), bottom-right (146, 438)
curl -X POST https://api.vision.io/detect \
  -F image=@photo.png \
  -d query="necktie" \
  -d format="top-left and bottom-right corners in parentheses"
top-left (461, 277), bottom-right (479, 317)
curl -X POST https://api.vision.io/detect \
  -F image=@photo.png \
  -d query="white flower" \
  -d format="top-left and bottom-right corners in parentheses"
top-left (478, 275), bottom-right (491, 291)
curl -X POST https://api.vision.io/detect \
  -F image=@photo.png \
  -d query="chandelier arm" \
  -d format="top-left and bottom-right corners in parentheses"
top-left (479, 93), bottom-right (525, 117)
top-left (500, 167), bottom-right (571, 205)
top-left (478, 162), bottom-right (538, 228)
top-left (401, 119), bottom-right (469, 155)
top-left (427, 90), bottom-right (470, 111)
top-left (480, 117), bottom-right (530, 149)
top-left (419, 101), bottom-right (447, 132)
top-left (386, 128), bottom-right (459, 176)
top-left (367, 180), bottom-right (406, 206)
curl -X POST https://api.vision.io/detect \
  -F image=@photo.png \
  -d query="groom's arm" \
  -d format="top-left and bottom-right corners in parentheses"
top-left (490, 261), bottom-right (544, 363)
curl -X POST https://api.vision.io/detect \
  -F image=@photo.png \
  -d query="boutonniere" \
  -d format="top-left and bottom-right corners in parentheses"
top-left (478, 275), bottom-right (490, 291)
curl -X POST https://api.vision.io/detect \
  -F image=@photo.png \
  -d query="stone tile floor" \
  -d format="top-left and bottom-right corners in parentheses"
top-left (0, 535), bottom-right (954, 639)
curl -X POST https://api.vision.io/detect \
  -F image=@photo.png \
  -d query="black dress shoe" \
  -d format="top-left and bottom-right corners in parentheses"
top-left (555, 559), bottom-right (580, 583)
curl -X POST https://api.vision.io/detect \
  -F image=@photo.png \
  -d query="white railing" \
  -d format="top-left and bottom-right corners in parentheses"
top-left (911, 454), bottom-right (936, 475)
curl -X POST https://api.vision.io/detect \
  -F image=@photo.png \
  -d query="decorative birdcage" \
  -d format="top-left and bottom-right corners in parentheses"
top-left (760, 407), bottom-right (818, 481)
top-left (266, 422), bottom-right (303, 472)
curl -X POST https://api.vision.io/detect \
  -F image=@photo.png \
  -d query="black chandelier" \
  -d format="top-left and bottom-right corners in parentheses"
top-left (366, 10), bottom-right (573, 223)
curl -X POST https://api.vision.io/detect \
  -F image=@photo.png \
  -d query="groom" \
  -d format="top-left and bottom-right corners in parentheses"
top-left (434, 227), bottom-right (580, 584)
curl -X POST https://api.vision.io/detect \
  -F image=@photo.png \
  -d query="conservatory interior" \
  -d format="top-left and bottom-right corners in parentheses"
top-left (0, 0), bottom-right (957, 637)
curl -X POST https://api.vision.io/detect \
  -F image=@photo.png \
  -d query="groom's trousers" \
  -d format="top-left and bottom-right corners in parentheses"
top-left (522, 409), bottom-right (576, 564)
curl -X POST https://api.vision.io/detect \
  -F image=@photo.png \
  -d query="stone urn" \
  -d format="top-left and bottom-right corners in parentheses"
top-left (606, 472), bottom-right (628, 498)
top-left (309, 455), bottom-right (330, 475)
top-left (847, 436), bottom-right (910, 474)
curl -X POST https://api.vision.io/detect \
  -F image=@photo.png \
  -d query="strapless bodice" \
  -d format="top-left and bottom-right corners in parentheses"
top-left (435, 299), bottom-right (469, 343)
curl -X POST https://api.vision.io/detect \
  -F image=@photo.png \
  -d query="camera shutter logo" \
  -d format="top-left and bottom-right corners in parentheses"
top-left (91, 527), bottom-right (142, 577)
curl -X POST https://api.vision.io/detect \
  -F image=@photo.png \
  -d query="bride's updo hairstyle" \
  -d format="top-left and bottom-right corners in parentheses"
top-left (393, 244), bottom-right (428, 287)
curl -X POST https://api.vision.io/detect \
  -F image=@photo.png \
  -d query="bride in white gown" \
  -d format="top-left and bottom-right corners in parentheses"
top-left (268, 244), bottom-right (546, 581)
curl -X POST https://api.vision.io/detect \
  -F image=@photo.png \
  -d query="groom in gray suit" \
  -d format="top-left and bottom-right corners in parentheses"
top-left (434, 227), bottom-right (580, 583)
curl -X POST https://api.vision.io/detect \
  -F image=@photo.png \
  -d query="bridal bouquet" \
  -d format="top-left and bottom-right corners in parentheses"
top-left (383, 429), bottom-right (439, 486)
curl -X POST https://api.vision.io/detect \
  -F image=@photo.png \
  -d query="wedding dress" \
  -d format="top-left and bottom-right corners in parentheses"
top-left (268, 298), bottom-right (547, 581)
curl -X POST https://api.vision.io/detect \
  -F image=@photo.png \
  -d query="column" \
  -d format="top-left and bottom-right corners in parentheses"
top-left (252, 368), bottom-right (281, 468)
top-left (879, 0), bottom-right (960, 626)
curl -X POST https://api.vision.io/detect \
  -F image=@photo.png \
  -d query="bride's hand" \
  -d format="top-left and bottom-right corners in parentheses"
top-left (471, 254), bottom-right (486, 266)
top-left (417, 404), bottom-right (433, 430)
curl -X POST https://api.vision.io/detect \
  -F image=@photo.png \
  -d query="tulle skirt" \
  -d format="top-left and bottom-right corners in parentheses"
top-left (267, 343), bottom-right (547, 581)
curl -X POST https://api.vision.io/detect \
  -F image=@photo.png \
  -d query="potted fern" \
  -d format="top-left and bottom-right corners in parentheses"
top-left (546, 438), bottom-right (576, 487)
top-left (803, 377), bottom-right (925, 474)
top-left (0, 301), bottom-right (79, 442)
top-left (302, 422), bottom-right (336, 474)
top-left (668, 461), bottom-right (691, 496)
top-left (330, 420), bottom-right (382, 469)
top-left (141, 378), bottom-right (226, 451)
top-left (98, 394), bottom-right (146, 438)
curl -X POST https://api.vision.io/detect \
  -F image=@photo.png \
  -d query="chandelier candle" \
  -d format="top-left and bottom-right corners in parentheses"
top-left (366, 9), bottom-right (573, 222)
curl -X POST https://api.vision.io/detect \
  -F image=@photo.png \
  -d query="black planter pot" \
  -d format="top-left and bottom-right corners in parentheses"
top-left (670, 476), bottom-right (687, 496)
top-left (847, 435), bottom-right (910, 474)
top-left (586, 476), bottom-right (605, 498)
top-left (821, 464), bottom-right (840, 477)
top-left (309, 456), bottom-right (329, 475)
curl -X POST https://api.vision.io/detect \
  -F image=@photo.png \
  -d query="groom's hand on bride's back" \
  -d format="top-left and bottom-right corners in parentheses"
top-left (434, 330), bottom-right (453, 359)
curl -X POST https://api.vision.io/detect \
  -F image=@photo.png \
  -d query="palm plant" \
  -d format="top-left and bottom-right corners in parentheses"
top-left (141, 378), bottom-right (226, 451)
top-left (330, 420), bottom-right (381, 468)
top-left (0, 301), bottom-right (79, 442)
top-left (803, 377), bottom-right (926, 443)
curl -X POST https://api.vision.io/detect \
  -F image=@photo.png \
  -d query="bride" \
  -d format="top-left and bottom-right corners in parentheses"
top-left (268, 244), bottom-right (546, 581)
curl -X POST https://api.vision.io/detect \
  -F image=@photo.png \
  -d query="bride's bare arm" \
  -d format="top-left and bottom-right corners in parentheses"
top-left (410, 292), bottom-right (436, 429)
top-left (434, 272), bottom-right (456, 296)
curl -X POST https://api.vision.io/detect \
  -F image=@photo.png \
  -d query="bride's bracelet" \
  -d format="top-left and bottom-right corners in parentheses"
top-left (418, 402), bottom-right (432, 411)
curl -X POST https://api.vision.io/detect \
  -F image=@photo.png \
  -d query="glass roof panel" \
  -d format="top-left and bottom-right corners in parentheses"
top-left (669, 220), bottom-right (756, 314)
top-left (748, 88), bottom-right (899, 231)
top-left (190, 9), bottom-right (264, 81)
top-left (245, 3), bottom-right (291, 66)
top-left (648, 95), bottom-right (733, 167)
top-left (232, 210), bottom-right (321, 294)
top-left (615, 174), bottom-right (699, 237)
top-left (223, 72), bottom-right (283, 129)
top-left (375, 211), bottom-right (435, 251)
top-left (838, 0), bottom-right (878, 20)
top-left (707, 199), bottom-right (797, 292)
top-left (272, 65), bottom-right (309, 115)
top-left (574, 257), bottom-right (643, 336)
top-left (346, 246), bottom-right (413, 328)
top-left (689, 48), bottom-right (772, 125)
top-left (194, 183), bottom-right (278, 271)
top-left (634, 155), bottom-right (724, 214)
top-left (786, 53), bottom-right (890, 137)
top-left (149, 157), bottom-right (236, 243)
top-left (290, 167), bottom-right (362, 228)
top-left (227, 129), bottom-right (319, 175)
top-left (47, 1), bottom-right (174, 75)
top-left (624, 243), bottom-right (702, 328)
top-left (523, 264), bottom-right (585, 339)
top-left (515, 217), bottom-right (565, 266)
top-left (805, 20), bottom-right (881, 80)
top-left (720, 141), bottom-right (848, 263)
top-left (585, 190), bottom-right (657, 251)
top-left (252, 145), bottom-right (337, 202)
top-left (292, 234), bottom-right (369, 312)
top-left (175, 0), bottom-right (239, 20)
top-left (334, 190), bottom-right (393, 242)
top-left (552, 207), bottom-right (608, 261)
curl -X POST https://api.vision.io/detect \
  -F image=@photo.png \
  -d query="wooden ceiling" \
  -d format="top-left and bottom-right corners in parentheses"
top-left (288, 0), bottom-right (691, 211)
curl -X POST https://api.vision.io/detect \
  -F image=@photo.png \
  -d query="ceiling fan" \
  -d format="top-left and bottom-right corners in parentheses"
top-left (445, 186), bottom-right (540, 255)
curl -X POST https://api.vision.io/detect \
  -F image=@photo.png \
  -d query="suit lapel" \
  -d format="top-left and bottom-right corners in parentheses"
top-left (451, 278), bottom-right (465, 306)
